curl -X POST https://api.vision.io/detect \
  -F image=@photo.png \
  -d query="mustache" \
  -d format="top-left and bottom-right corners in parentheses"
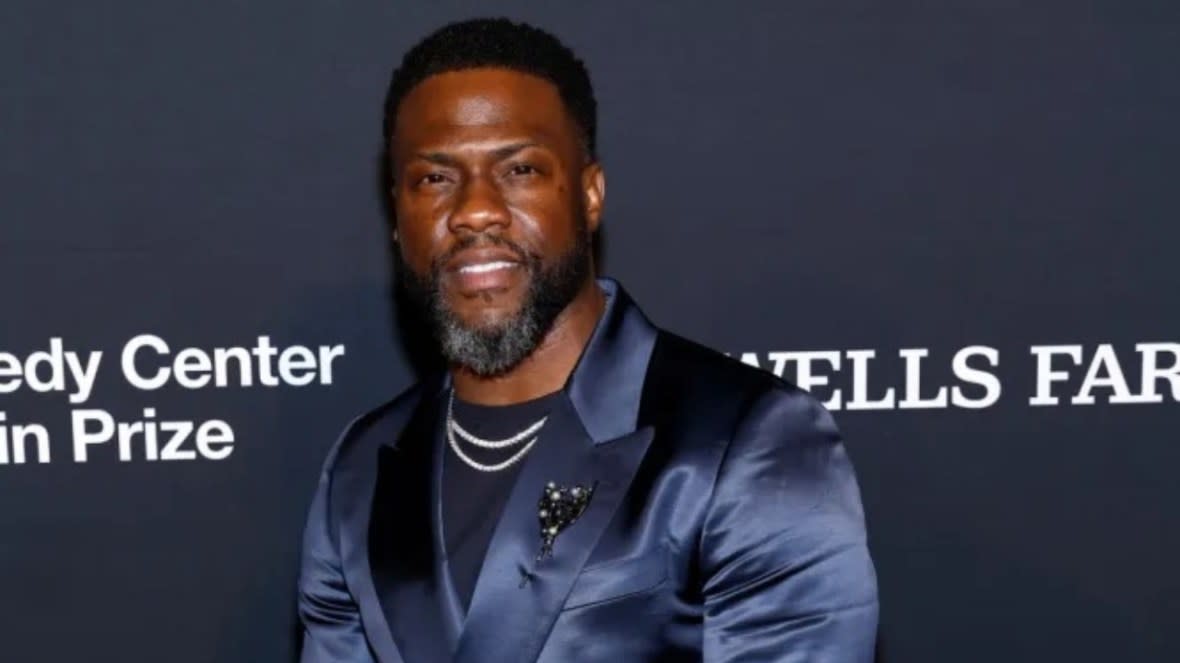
top-left (431, 234), bottom-right (538, 274)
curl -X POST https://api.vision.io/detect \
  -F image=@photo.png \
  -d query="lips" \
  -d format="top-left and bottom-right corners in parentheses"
top-left (458, 260), bottom-right (517, 274)
top-left (445, 247), bottom-right (525, 294)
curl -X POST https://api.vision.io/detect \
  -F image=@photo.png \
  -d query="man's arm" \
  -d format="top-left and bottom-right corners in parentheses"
top-left (701, 387), bottom-right (878, 662)
top-left (297, 441), bottom-right (376, 663)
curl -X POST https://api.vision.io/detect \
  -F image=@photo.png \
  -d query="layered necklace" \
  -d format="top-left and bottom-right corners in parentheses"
top-left (445, 389), bottom-right (548, 473)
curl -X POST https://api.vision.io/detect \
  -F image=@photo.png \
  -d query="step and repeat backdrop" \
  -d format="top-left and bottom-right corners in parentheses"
top-left (2, 1), bottom-right (1176, 661)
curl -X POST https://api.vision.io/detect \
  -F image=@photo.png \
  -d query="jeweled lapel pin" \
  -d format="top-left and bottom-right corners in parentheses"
top-left (536, 480), bottom-right (597, 561)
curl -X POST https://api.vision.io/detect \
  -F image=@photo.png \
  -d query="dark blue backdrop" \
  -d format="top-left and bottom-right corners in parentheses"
top-left (2, 1), bottom-right (1177, 661)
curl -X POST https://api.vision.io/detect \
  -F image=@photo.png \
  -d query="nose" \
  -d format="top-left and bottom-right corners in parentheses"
top-left (448, 175), bottom-right (510, 235)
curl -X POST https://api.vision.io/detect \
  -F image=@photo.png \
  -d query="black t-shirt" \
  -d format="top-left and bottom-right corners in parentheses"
top-left (441, 391), bottom-right (560, 613)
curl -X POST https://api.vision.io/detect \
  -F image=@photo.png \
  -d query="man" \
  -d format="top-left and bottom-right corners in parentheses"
top-left (299, 17), bottom-right (877, 663)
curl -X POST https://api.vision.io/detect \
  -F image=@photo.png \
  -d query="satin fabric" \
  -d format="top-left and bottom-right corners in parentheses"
top-left (298, 278), bottom-right (878, 662)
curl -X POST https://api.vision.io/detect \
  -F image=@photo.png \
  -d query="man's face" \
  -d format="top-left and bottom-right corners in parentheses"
top-left (391, 67), bottom-right (603, 376)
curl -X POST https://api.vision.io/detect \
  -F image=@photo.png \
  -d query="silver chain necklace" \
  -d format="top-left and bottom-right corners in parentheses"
top-left (445, 390), bottom-right (548, 473)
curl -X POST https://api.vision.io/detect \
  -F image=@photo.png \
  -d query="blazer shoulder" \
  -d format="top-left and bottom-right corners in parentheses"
top-left (650, 329), bottom-right (800, 398)
top-left (642, 330), bottom-right (811, 432)
top-left (320, 382), bottom-right (425, 474)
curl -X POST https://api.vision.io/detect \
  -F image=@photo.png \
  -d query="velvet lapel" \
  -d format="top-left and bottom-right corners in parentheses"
top-left (332, 402), bottom-right (416, 663)
top-left (369, 375), bottom-right (460, 662)
top-left (451, 278), bottom-right (660, 663)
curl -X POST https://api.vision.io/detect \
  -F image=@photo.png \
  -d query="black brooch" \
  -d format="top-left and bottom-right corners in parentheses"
top-left (536, 480), bottom-right (596, 561)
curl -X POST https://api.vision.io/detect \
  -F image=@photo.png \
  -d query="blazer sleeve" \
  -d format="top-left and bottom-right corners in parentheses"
top-left (297, 432), bottom-right (376, 663)
top-left (700, 387), bottom-right (878, 662)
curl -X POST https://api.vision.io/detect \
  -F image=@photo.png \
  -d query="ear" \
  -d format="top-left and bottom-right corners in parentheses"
top-left (387, 184), bottom-right (400, 242)
top-left (581, 162), bottom-right (605, 233)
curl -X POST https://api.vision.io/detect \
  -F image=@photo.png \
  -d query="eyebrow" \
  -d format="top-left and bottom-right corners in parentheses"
top-left (414, 141), bottom-right (542, 166)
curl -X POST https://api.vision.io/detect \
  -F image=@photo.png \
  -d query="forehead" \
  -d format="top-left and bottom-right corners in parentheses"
top-left (393, 68), bottom-right (576, 153)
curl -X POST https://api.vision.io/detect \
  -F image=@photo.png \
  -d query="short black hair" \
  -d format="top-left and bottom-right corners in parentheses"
top-left (383, 17), bottom-right (598, 161)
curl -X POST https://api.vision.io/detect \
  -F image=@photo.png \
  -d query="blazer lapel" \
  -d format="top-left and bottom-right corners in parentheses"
top-left (369, 379), bottom-right (461, 662)
top-left (332, 400), bottom-right (419, 663)
top-left (452, 278), bottom-right (661, 663)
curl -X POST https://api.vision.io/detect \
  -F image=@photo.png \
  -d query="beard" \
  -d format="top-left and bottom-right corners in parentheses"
top-left (398, 221), bottom-right (592, 378)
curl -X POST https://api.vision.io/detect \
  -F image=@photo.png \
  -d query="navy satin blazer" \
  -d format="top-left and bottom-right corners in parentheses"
top-left (298, 279), bottom-right (878, 662)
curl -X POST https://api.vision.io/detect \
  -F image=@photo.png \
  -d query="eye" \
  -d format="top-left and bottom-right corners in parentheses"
top-left (508, 163), bottom-right (538, 177)
top-left (408, 171), bottom-right (453, 192)
top-left (419, 173), bottom-right (448, 185)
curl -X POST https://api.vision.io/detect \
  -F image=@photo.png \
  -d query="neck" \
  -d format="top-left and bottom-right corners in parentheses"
top-left (450, 278), bottom-right (605, 406)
